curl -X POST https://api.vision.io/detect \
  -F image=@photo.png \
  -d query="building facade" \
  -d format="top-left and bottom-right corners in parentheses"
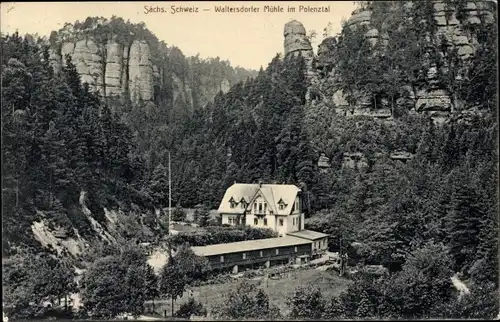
top-left (286, 230), bottom-right (329, 257)
top-left (191, 236), bottom-right (313, 273)
top-left (218, 183), bottom-right (305, 237)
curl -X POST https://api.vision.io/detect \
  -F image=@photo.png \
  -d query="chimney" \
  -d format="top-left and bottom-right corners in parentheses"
top-left (259, 180), bottom-right (262, 188)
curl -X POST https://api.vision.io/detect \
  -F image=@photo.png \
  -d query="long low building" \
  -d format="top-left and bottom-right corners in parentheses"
top-left (191, 236), bottom-right (314, 273)
top-left (286, 229), bottom-right (330, 256)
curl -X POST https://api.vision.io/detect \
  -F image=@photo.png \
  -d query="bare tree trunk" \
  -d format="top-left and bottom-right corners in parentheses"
top-left (391, 94), bottom-right (394, 117)
top-left (49, 171), bottom-right (53, 208)
top-left (15, 183), bottom-right (19, 208)
top-left (171, 298), bottom-right (174, 317)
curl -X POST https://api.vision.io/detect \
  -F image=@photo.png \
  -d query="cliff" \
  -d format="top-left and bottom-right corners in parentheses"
top-left (48, 17), bottom-right (257, 108)
top-left (306, 0), bottom-right (497, 123)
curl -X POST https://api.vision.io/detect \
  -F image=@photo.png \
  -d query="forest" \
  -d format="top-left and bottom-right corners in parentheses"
top-left (1, 1), bottom-right (498, 319)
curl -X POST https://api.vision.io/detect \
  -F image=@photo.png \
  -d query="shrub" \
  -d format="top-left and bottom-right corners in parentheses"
top-left (174, 298), bottom-right (207, 318)
top-left (172, 207), bottom-right (187, 222)
top-left (167, 226), bottom-right (277, 247)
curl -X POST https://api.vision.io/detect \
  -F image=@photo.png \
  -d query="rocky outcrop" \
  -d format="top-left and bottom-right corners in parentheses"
top-left (284, 20), bottom-right (313, 60)
top-left (56, 38), bottom-right (154, 102)
top-left (317, 153), bottom-right (331, 171)
top-left (347, 1), bottom-right (494, 59)
top-left (343, 152), bottom-right (368, 169)
top-left (47, 17), bottom-right (257, 107)
top-left (128, 40), bottom-right (154, 102)
top-left (53, 39), bottom-right (106, 94)
top-left (341, 151), bottom-right (415, 169)
top-left (304, 0), bottom-right (496, 122)
top-left (284, 20), bottom-right (315, 81)
top-left (104, 41), bottom-right (123, 97)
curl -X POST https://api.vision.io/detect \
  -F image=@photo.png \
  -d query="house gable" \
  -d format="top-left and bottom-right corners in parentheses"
top-left (248, 190), bottom-right (276, 214)
top-left (218, 183), bottom-right (302, 216)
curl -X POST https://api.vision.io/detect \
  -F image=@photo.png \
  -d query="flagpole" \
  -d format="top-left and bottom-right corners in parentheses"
top-left (168, 151), bottom-right (172, 236)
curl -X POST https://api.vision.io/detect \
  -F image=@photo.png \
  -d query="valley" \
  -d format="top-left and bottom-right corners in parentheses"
top-left (1, 0), bottom-right (498, 320)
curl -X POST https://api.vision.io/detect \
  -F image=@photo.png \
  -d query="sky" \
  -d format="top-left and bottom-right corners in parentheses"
top-left (1, 1), bottom-right (357, 70)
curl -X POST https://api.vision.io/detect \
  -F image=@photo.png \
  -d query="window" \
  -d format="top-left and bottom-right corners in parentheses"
top-left (278, 198), bottom-right (287, 210)
top-left (254, 203), bottom-right (257, 210)
top-left (295, 199), bottom-right (300, 211)
top-left (275, 248), bottom-right (279, 255)
top-left (260, 250), bottom-right (263, 257)
top-left (228, 217), bottom-right (233, 224)
top-left (279, 218), bottom-right (284, 226)
top-left (259, 203), bottom-right (263, 212)
top-left (264, 218), bottom-right (267, 226)
top-left (240, 202), bottom-right (246, 209)
top-left (242, 252), bottom-right (246, 260)
top-left (264, 203), bottom-right (267, 212)
top-left (294, 246), bottom-right (298, 253)
top-left (230, 201), bottom-right (236, 208)
top-left (254, 218), bottom-right (258, 225)
top-left (220, 255), bottom-right (224, 262)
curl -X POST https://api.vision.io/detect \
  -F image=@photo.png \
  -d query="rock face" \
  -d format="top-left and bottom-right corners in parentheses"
top-left (317, 153), bottom-right (331, 171)
top-left (104, 41), bottom-right (124, 97)
top-left (128, 40), bottom-right (154, 102)
top-left (284, 20), bottom-right (315, 81)
top-left (50, 38), bottom-right (154, 102)
top-left (304, 0), bottom-right (496, 122)
top-left (47, 17), bottom-right (258, 107)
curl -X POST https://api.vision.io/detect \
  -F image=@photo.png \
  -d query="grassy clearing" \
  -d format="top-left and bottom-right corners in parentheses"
top-left (148, 267), bottom-right (352, 317)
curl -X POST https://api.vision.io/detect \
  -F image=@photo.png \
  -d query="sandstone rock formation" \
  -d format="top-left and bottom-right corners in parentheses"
top-left (128, 40), bottom-right (154, 102)
top-left (284, 20), bottom-right (315, 80)
top-left (317, 153), bottom-right (331, 171)
top-left (305, 0), bottom-right (496, 122)
top-left (104, 41), bottom-right (123, 97)
top-left (47, 17), bottom-right (257, 108)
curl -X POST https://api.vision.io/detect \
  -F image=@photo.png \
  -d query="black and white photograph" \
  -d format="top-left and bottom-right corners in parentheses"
top-left (1, 1), bottom-right (498, 320)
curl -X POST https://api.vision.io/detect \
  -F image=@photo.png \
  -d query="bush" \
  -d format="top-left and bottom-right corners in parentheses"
top-left (174, 298), bottom-right (207, 318)
top-left (286, 286), bottom-right (325, 320)
top-left (172, 207), bottom-right (187, 221)
top-left (167, 226), bottom-right (278, 247)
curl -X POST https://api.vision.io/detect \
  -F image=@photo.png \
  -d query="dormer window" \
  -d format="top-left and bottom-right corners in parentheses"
top-left (229, 197), bottom-right (236, 209)
top-left (240, 199), bottom-right (246, 209)
top-left (278, 198), bottom-right (287, 211)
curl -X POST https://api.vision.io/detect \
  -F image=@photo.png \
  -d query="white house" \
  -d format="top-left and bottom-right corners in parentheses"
top-left (217, 183), bottom-right (306, 237)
